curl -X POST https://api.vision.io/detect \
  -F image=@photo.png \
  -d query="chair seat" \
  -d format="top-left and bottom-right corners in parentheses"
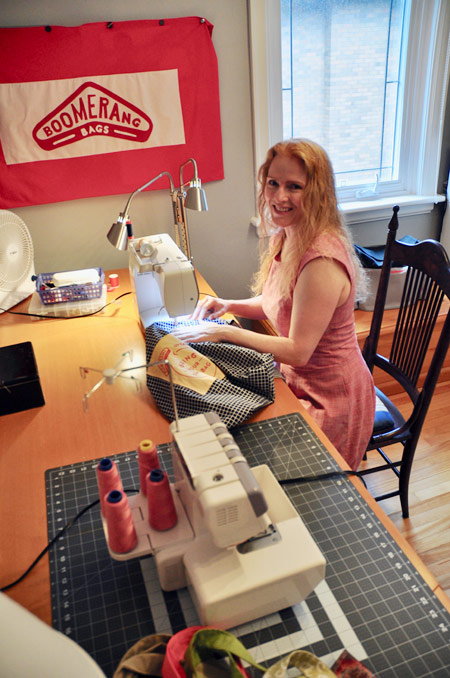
top-left (372, 387), bottom-right (405, 435)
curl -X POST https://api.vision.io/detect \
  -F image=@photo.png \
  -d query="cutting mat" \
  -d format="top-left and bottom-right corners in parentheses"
top-left (46, 413), bottom-right (450, 677)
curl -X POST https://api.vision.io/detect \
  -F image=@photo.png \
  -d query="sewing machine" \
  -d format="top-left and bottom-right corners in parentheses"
top-left (101, 411), bottom-right (326, 629)
top-left (128, 233), bottom-right (199, 329)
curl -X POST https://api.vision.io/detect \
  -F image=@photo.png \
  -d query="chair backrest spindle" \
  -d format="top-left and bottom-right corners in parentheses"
top-left (359, 205), bottom-right (450, 518)
top-left (363, 206), bottom-right (450, 399)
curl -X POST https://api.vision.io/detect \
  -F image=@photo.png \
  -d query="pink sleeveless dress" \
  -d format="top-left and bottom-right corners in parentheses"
top-left (261, 233), bottom-right (375, 470)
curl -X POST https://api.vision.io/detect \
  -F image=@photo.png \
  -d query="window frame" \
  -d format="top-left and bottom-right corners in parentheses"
top-left (248, 0), bottom-right (449, 224)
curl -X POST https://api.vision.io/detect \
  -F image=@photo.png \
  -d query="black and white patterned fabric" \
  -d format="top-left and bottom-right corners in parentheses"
top-left (145, 320), bottom-right (275, 428)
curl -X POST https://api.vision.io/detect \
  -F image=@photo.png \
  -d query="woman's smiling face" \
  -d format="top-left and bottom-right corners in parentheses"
top-left (264, 154), bottom-right (308, 230)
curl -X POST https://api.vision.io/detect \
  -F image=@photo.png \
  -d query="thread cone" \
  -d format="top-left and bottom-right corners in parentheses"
top-left (96, 458), bottom-right (123, 516)
top-left (105, 489), bottom-right (137, 553)
top-left (138, 439), bottom-right (160, 495)
top-left (147, 469), bottom-right (177, 531)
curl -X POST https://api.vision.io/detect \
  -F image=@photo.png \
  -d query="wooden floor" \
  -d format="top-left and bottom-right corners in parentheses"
top-left (360, 379), bottom-right (450, 600)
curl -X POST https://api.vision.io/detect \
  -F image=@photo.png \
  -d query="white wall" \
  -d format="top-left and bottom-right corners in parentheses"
top-left (1, 0), bottom-right (447, 299)
top-left (1, 0), bottom-right (260, 299)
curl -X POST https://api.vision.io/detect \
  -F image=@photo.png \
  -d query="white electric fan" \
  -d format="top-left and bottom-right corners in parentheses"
top-left (0, 210), bottom-right (35, 313)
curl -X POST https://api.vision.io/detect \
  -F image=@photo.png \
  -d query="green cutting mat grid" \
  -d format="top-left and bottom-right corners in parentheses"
top-left (46, 413), bottom-right (450, 677)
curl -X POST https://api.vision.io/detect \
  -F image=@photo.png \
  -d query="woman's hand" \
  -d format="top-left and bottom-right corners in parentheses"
top-left (171, 321), bottom-right (229, 344)
top-left (190, 295), bottom-right (232, 321)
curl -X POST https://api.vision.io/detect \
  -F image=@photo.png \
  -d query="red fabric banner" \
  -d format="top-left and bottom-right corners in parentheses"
top-left (0, 17), bottom-right (223, 208)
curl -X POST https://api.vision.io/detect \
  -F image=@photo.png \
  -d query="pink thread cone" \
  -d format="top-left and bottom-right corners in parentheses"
top-left (138, 439), bottom-right (160, 495)
top-left (96, 458), bottom-right (123, 516)
top-left (105, 489), bottom-right (137, 553)
top-left (147, 469), bottom-right (178, 531)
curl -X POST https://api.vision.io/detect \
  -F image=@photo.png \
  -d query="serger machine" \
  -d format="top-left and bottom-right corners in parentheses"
top-left (101, 411), bottom-right (326, 629)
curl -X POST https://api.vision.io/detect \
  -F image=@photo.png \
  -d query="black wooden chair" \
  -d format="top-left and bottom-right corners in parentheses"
top-left (358, 205), bottom-right (450, 518)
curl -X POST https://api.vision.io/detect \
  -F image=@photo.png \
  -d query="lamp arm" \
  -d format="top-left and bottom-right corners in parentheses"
top-left (172, 159), bottom-right (200, 259)
top-left (169, 190), bottom-right (182, 251)
top-left (108, 160), bottom-right (204, 256)
top-left (179, 157), bottom-right (198, 189)
top-left (174, 190), bottom-right (192, 260)
top-left (121, 171), bottom-right (176, 221)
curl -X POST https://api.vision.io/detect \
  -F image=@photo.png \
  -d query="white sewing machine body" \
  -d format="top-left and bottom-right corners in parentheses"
top-left (102, 412), bottom-right (326, 629)
top-left (128, 233), bottom-right (199, 329)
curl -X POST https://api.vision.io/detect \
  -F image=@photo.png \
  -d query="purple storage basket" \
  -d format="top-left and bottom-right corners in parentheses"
top-left (36, 268), bottom-right (104, 305)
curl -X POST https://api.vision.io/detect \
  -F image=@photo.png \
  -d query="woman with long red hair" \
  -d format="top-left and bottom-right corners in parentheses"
top-left (173, 139), bottom-right (375, 470)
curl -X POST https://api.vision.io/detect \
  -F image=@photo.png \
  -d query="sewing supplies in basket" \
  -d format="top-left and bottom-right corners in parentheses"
top-left (34, 267), bottom-right (104, 305)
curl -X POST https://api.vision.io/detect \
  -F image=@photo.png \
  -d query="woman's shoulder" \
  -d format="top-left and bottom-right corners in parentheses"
top-left (309, 231), bottom-right (347, 258)
top-left (298, 233), bottom-right (354, 277)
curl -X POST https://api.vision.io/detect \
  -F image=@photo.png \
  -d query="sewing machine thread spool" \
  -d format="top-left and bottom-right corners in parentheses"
top-left (105, 489), bottom-right (137, 553)
top-left (138, 439), bottom-right (160, 495)
top-left (108, 273), bottom-right (119, 290)
top-left (146, 469), bottom-right (177, 531)
top-left (96, 458), bottom-right (123, 516)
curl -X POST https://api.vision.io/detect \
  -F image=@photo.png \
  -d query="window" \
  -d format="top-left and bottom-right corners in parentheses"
top-left (281, 0), bottom-right (406, 193)
top-left (249, 0), bottom-right (449, 222)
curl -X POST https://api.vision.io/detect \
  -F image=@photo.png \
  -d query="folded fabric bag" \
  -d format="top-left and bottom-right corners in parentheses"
top-left (263, 650), bottom-right (335, 677)
top-left (162, 626), bottom-right (266, 678)
top-left (145, 320), bottom-right (275, 429)
top-left (263, 649), bottom-right (375, 677)
top-left (114, 633), bottom-right (172, 678)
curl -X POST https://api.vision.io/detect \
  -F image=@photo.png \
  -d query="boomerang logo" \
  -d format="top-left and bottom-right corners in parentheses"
top-left (32, 81), bottom-right (153, 151)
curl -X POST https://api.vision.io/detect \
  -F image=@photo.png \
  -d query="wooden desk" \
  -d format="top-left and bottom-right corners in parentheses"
top-left (1, 268), bottom-right (449, 631)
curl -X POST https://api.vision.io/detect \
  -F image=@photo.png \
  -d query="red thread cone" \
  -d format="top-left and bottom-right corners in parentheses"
top-left (96, 458), bottom-right (123, 516)
top-left (105, 489), bottom-right (137, 553)
top-left (147, 469), bottom-right (178, 531)
top-left (138, 439), bottom-right (160, 495)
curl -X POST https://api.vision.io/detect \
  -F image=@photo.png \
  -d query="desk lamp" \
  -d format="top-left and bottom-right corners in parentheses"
top-left (107, 158), bottom-right (208, 259)
top-left (176, 158), bottom-right (208, 259)
top-left (107, 171), bottom-right (175, 252)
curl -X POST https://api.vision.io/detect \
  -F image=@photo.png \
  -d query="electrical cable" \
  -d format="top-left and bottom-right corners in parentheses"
top-left (0, 470), bottom-right (363, 593)
top-left (0, 488), bottom-right (138, 593)
top-left (0, 291), bottom-right (132, 320)
top-left (0, 287), bottom-right (225, 590)
top-left (0, 288), bottom-right (218, 321)
top-left (279, 470), bottom-right (363, 485)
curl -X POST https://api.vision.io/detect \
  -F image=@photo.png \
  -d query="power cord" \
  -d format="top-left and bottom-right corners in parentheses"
top-left (0, 470), bottom-right (363, 593)
top-left (0, 289), bottom-right (221, 321)
top-left (279, 470), bottom-right (363, 485)
top-left (0, 489), bottom-right (137, 593)
top-left (0, 291), bottom-right (132, 320)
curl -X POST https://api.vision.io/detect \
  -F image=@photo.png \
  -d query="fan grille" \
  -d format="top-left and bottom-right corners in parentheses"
top-left (0, 212), bottom-right (34, 289)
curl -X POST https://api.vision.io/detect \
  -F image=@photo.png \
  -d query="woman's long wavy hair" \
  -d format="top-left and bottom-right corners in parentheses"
top-left (251, 139), bottom-right (366, 300)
